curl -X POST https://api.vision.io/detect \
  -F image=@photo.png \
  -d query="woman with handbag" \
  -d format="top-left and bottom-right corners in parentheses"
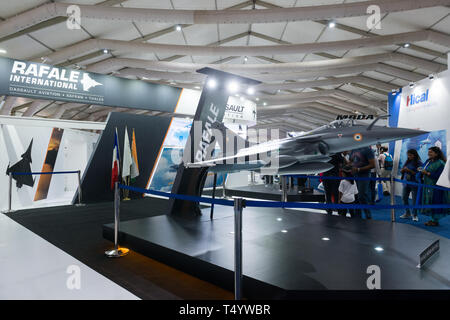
top-left (419, 146), bottom-right (449, 226)
top-left (399, 149), bottom-right (422, 222)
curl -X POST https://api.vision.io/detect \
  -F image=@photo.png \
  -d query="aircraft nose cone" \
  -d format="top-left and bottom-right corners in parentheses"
top-left (371, 127), bottom-right (428, 142)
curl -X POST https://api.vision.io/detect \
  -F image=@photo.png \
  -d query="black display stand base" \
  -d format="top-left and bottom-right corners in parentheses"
top-left (204, 184), bottom-right (325, 202)
top-left (103, 201), bottom-right (450, 299)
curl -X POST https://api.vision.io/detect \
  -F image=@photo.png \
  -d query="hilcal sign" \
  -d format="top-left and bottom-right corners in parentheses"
top-left (406, 89), bottom-right (429, 107)
top-left (336, 114), bottom-right (375, 120)
top-left (6, 59), bottom-right (105, 104)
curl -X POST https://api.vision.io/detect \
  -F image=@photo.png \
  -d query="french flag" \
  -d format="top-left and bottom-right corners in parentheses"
top-left (111, 128), bottom-right (121, 190)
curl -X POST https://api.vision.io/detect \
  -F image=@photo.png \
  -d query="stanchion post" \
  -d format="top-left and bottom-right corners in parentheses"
top-left (75, 170), bottom-right (85, 207)
top-left (281, 176), bottom-right (288, 202)
top-left (210, 173), bottom-right (217, 220)
top-left (105, 182), bottom-right (129, 257)
top-left (8, 172), bottom-right (12, 212)
top-left (390, 175), bottom-right (395, 222)
top-left (222, 173), bottom-right (227, 198)
top-left (234, 197), bottom-right (245, 300)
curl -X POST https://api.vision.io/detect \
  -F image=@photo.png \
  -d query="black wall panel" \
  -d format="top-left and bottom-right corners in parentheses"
top-left (80, 112), bottom-right (171, 203)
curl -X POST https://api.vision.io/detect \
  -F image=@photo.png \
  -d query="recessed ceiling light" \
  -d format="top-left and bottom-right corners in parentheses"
top-left (263, 102), bottom-right (267, 106)
top-left (247, 87), bottom-right (255, 95)
top-left (403, 43), bottom-right (410, 48)
top-left (0, 49), bottom-right (7, 54)
top-left (374, 246), bottom-right (384, 252)
top-left (103, 49), bottom-right (110, 54)
top-left (175, 25), bottom-right (182, 31)
top-left (207, 78), bottom-right (217, 89)
top-left (244, 56), bottom-right (248, 62)
top-left (328, 21), bottom-right (336, 28)
top-left (281, 229), bottom-right (288, 233)
top-left (321, 237), bottom-right (330, 241)
top-left (276, 218), bottom-right (282, 221)
top-left (255, 97), bottom-right (259, 101)
top-left (227, 81), bottom-right (239, 93)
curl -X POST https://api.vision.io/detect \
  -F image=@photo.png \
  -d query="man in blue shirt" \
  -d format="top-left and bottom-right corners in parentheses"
top-left (350, 147), bottom-right (376, 219)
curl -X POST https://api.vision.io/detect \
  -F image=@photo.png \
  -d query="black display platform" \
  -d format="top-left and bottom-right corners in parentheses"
top-left (204, 184), bottom-right (325, 202)
top-left (103, 202), bottom-right (450, 299)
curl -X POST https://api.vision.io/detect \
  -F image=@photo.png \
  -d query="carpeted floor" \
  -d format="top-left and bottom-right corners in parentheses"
top-left (370, 195), bottom-right (450, 239)
top-left (4, 192), bottom-right (448, 299)
top-left (5, 198), bottom-right (233, 300)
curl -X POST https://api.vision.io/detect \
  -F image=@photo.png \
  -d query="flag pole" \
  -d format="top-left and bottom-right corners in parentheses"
top-left (123, 175), bottom-right (131, 201)
top-left (105, 181), bottom-right (129, 257)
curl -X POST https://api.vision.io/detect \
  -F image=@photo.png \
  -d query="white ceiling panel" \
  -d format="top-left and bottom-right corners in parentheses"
top-left (0, 0), bottom-right (47, 19)
top-left (0, 0), bottom-right (448, 122)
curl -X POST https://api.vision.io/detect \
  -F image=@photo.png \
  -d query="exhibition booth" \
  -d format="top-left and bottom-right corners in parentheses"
top-left (1, 55), bottom-right (450, 299)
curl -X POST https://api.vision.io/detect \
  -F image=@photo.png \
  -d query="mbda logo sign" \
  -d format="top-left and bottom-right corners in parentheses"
top-left (336, 114), bottom-right (375, 120)
top-left (406, 89), bottom-right (429, 107)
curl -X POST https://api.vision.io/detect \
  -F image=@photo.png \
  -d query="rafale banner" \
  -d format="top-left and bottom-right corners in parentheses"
top-left (0, 57), bottom-right (181, 112)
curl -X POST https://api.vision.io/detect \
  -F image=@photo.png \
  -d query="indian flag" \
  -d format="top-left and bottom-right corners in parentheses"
top-left (130, 129), bottom-right (139, 182)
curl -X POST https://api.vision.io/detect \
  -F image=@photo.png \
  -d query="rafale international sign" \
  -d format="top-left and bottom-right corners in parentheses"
top-left (0, 57), bottom-right (181, 112)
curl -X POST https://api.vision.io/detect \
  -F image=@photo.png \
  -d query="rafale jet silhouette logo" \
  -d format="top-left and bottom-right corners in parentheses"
top-left (80, 73), bottom-right (103, 92)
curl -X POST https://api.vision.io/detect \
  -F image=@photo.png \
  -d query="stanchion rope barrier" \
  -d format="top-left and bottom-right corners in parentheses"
top-left (10, 170), bottom-right (81, 175)
top-left (119, 175), bottom-right (450, 211)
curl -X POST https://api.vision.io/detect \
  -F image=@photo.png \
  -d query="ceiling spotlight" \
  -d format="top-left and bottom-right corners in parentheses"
top-left (103, 48), bottom-right (110, 54)
top-left (227, 81), bottom-right (239, 93)
top-left (328, 21), bottom-right (336, 28)
top-left (281, 229), bottom-right (288, 233)
top-left (276, 218), bottom-right (282, 221)
top-left (428, 74), bottom-right (435, 80)
top-left (374, 246), bottom-right (384, 252)
top-left (207, 78), bottom-right (217, 89)
top-left (175, 25), bottom-right (182, 31)
top-left (244, 56), bottom-right (248, 62)
top-left (247, 87), bottom-right (255, 95)
top-left (263, 102), bottom-right (267, 106)
top-left (403, 43), bottom-right (410, 48)
top-left (409, 82), bottom-right (415, 88)
top-left (255, 97), bottom-right (259, 101)
top-left (321, 237), bottom-right (330, 241)
top-left (0, 49), bottom-right (6, 54)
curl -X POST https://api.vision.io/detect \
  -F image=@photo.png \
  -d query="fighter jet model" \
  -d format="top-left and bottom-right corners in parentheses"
top-left (185, 116), bottom-right (427, 175)
top-left (5, 139), bottom-right (35, 188)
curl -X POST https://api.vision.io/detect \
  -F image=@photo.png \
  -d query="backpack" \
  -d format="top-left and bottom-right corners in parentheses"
top-left (383, 152), bottom-right (393, 170)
